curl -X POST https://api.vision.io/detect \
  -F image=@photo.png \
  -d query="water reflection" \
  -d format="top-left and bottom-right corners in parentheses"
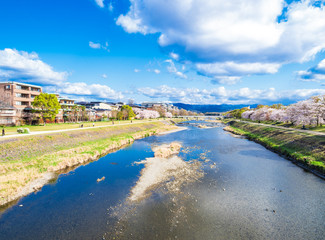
top-left (0, 122), bottom-right (324, 240)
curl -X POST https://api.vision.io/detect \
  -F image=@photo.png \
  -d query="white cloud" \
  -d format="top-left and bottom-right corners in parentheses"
top-left (108, 2), bottom-right (113, 12)
top-left (287, 88), bottom-right (325, 99)
top-left (175, 71), bottom-right (187, 79)
top-left (89, 41), bottom-right (101, 49)
top-left (165, 59), bottom-right (187, 79)
top-left (46, 82), bottom-right (123, 101)
top-left (0, 48), bottom-right (68, 85)
top-left (94, 0), bottom-right (104, 8)
top-left (297, 58), bottom-right (325, 82)
top-left (196, 62), bottom-right (280, 76)
top-left (211, 76), bottom-right (241, 85)
top-left (170, 52), bottom-right (180, 61)
top-left (146, 68), bottom-right (161, 74)
top-left (134, 68), bottom-right (140, 73)
top-left (117, 0), bottom-right (325, 80)
top-left (0, 48), bottom-right (123, 101)
top-left (102, 74), bottom-right (108, 78)
top-left (117, 0), bottom-right (283, 57)
top-left (89, 41), bottom-right (109, 51)
top-left (116, 15), bottom-right (148, 34)
top-left (138, 85), bottom-right (325, 104)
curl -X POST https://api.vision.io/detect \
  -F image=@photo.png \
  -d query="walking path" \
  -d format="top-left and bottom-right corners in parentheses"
top-left (2, 119), bottom-right (323, 140)
top-left (237, 120), bottom-right (325, 136)
top-left (0, 120), bottom-right (167, 140)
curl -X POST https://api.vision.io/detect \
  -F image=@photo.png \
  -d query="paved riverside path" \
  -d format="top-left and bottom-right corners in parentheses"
top-left (0, 119), bottom-right (170, 140)
top-left (235, 120), bottom-right (325, 136)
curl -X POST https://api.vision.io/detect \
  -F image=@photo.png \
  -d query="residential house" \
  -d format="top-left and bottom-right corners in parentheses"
top-left (78, 101), bottom-right (113, 120)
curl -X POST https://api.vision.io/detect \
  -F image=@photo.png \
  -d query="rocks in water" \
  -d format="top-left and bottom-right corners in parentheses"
top-left (152, 142), bottom-right (182, 158)
top-left (265, 208), bottom-right (276, 213)
top-left (129, 142), bottom-right (204, 202)
top-left (97, 176), bottom-right (105, 182)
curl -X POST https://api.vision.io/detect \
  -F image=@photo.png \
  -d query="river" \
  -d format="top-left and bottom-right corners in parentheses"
top-left (0, 121), bottom-right (324, 239)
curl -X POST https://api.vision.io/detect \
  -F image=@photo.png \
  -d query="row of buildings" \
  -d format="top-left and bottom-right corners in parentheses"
top-left (0, 82), bottom-right (177, 126)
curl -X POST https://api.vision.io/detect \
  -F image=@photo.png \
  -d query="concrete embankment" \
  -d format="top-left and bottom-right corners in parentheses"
top-left (0, 120), bottom-right (185, 207)
top-left (223, 121), bottom-right (325, 179)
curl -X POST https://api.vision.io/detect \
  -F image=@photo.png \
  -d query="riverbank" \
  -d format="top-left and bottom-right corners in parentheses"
top-left (0, 120), bottom-right (184, 207)
top-left (224, 121), bottom-right (325, 178)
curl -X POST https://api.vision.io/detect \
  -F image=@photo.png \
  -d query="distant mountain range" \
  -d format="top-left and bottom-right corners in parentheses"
top-left (173, 103), bottom-right (258, 113)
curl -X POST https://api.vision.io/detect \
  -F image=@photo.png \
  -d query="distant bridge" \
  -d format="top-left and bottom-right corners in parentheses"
top-left (178, 115), bottom-right (224, 119)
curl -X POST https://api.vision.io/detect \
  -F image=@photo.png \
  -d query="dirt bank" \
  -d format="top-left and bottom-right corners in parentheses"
top-left (0, 121), bottom-right (182, 207)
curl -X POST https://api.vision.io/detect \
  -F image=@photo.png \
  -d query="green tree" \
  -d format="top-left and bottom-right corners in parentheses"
top-left (225, 107), bottom-right (249, 119)
top-left (256, 104), bottom-right (268, 109)
top-left (119, 105), bottom-right (135, 120)
top-left (32, 93), bottom-right (61, 122)
top-left (270, 103), bottom-right (283, 109)
top-left (117, 111), bottom-right (123, 120)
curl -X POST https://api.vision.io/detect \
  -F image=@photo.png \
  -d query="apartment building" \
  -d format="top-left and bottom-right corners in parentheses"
top-left (0, 82), bottom-right (42, 125)
top-left (0, 82), bottom-right (42, 109)
top-left (78, 101), bottom-right (113, 110)
top-left (141, 102), bottom-right (178, 111)
top-left (59, 97), bottom-right (75, 107)
top-left (0, 102), bottom-right (16, 125)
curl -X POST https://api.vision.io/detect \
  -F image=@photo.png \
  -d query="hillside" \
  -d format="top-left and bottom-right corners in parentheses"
top-left (173, 103), bottom-right (258, 113)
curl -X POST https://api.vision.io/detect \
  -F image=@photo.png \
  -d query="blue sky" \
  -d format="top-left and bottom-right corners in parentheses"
top-left (0, 0), bottom-right (324, 105)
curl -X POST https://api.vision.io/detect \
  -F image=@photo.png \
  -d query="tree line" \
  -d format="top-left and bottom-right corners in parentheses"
top-left (226, 95), bottom-right (325, 127)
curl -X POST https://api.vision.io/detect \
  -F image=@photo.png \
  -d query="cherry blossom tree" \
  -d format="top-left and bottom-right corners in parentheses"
top-left (239, 95), bottom-right (325, 126)
top-left (165, 112), bottom-right (173, 118)
top-left (135, 109), bottom-right (160, 119)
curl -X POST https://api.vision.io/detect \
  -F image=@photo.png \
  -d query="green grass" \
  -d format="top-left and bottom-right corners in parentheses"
top-left (1, 118), bottom-right (182, 135)
top-left (0, 120), bottom-right (181, 206)
top-left (232, 118), bottom-right (325, 132)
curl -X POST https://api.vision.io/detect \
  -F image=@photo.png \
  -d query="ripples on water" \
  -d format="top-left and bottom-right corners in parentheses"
top-left (0, 121), bottom-right (324, 240)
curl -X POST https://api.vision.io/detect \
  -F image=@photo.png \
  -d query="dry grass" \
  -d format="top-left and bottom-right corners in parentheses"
top-left (1, 119), bottom-right (166, 135)
top-left (0, 121), bottom-right (180, 206)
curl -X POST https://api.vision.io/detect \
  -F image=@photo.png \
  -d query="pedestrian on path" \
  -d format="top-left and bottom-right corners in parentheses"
top-left (93, 123), bottom-right (95, 127)
top-left (2, 127), bottom-right (5, 136)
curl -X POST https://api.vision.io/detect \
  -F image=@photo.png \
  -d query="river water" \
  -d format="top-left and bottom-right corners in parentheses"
top-left (0, 122), bottom-right (324, 240)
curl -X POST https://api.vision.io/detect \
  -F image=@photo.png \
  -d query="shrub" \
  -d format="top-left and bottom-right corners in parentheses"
top-left (17, 128), bottom-right (30, 134)
top-left (23, 128), bottom-right (30, 134)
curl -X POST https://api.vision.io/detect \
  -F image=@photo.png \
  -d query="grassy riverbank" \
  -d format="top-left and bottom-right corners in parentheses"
top-left (1, 118), bottom-right (179, 135)
top-left (0, 120), bottom-right (183, 207)
top-left (224, 121), bottom-right (325, 176)
top-left (225, 118), bottom-right (325, 133)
